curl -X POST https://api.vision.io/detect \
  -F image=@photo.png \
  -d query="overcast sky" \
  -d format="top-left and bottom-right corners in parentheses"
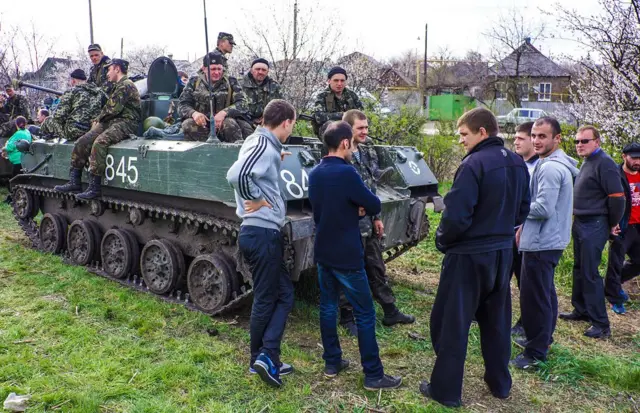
top-left (0, 0), bottom-right (600, 65)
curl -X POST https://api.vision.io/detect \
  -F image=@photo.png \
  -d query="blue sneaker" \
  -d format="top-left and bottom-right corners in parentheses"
top-left (612, 303), bottom-right (626, 315)
top-left (621, 289), bottom-right (630, 303)
top-left (252, 352), bottom-right (282, 388)
top-left (250, 362), bottom-right (293, 376)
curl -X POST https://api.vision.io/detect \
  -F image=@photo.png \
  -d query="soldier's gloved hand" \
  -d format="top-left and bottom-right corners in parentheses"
top-left (373, 219), bottom-right (384, 239)
top-left (192, 111), bottom-right (208, 127)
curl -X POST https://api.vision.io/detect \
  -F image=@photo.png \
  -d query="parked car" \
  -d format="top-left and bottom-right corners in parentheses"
top-left (497, 108), bottom-right (548, 132)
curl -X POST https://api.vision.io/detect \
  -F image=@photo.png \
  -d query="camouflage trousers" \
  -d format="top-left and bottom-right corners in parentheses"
top-left (71, 120), bottom-right (137, 176)
top-left (39, 117), bottom-right (90, 141)
top-left (182, 117), bottom-right (253, 143)
top-left (0, 120), bottom-right (17, 139)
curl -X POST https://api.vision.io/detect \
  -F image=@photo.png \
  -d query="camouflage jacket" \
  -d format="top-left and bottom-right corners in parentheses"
top-left (0, 94), bottom-right (31, 121)
top-left (96, 76), bottom-right (141, 124)
top-left (312, 87), bottom-right (363, 125)
top-left (241, 73), bottom-right (282, 121)
top-left (352, 139), bottom-right (382, 235)
top-left (214, 47), bottom-right (229, 70)
top-left (51, 83), bottom-right (105, 134)
top-left (178, 71), bottom-right (248, 121)
top-left (89, 55), bottom-right (112, 93)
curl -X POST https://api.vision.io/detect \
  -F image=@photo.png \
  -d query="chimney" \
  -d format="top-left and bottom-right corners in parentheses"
top-left (524, 37), bottom-right (531, 44)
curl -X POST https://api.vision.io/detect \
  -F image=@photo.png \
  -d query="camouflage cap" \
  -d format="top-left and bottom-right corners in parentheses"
top-left (203, 52), bottom-right (224, 67)
top-left (105, 58), bottom-right (129, 73)
top-left (217, 32), bottom-right (236, 45)
top-left (87, 44), bottom-right (102, 52)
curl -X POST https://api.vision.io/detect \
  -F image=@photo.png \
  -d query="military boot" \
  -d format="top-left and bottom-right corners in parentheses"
top-left (54, 168), bottom-right (83, 193)
top-left (75, 174), bottom-right (102, 200)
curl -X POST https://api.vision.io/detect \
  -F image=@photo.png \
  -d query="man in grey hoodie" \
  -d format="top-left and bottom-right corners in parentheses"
top-left (512, 117), bottom-right (579, 369)
top-left (226, 99), bottom-right (296, 388)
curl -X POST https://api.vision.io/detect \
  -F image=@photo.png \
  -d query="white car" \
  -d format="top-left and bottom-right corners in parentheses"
top-left (496, 108), bottom-right (548, 132)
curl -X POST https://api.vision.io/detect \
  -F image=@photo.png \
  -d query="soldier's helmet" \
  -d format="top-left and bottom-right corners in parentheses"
top-left (15, 139), bottom-right (31, 153)
top-left (143, 116), bottom-right (165, 133)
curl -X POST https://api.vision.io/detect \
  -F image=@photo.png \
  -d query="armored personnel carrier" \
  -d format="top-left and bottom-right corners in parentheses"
top-left (9, 57), bottom-right (443, 315)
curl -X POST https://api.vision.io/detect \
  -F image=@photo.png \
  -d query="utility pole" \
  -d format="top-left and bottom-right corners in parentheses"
top-left (120, 38), bottom-right (124, 58)
top-left (88, 0), bottom-right (94, 44)
top-left (423, 23), bottom-right (428, 108)
top-left (293, 0), bottom-right (299, 58)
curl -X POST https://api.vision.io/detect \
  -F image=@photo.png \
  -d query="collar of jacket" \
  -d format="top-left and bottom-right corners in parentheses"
top-left (98, 55), bottom-right (110, 66)
top-left (255, 126), bottom-right (283, 152)
top-left (463, 136), bottom-right (504, 160)
top-left (326, 86), bottom-right (351, 99)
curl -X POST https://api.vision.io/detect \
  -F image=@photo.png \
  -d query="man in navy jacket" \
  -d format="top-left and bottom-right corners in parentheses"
top-left (308, 121), bottom-right (402, 391)
top-left (420, 108), bottom-right (531, 407)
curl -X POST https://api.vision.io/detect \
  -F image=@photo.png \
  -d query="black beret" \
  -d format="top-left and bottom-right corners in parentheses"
top-left (203, 52), bottom-right (224, 67)
top-left (623, 142), bottom-right (640, 158)
top-left (70, 69), bottom-right (87, 80)
top-left (105, 58), bottom-right (129, 73)
top-left (87, 44), bottom-right (102, 52)
top-left (327, 66), bottom-right (347, 80)
top-left (251, 58), bottom-right (269, 68)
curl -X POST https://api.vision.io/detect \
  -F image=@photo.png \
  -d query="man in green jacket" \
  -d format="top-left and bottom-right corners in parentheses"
top-left (312, 67), bottom-right (363, 137)
top-left (240, 58), bottom-right (282, 128)
top-left (0, 84), bottom-right (31, 138)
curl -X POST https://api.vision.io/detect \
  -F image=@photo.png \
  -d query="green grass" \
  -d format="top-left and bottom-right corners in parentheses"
top-left (0, 186), bottom-right (639, 412)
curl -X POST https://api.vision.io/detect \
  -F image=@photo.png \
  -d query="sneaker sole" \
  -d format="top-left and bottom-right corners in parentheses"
top-left (364, 379), bottom-right (402, 391)
top-left (250, 368), bottom-right (292, 376)
top-left (253, 360), bottom-right (282, 388)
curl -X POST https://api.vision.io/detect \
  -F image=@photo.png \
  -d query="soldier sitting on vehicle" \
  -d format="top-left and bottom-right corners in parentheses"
top-left (178, 52), bottom-right (252, 143)
top-left (312, 66), bottom-right (363, 138)
top-left (0, 84), bottom-right (31, 138)
top-left (55, 59), bottom-right (141, 200)
top-left (37, 69), bottom-right (105, 141)
top-left (87, 43), bottom-right (112, 93)
top-left (241, 58), bottom-right (283, 129)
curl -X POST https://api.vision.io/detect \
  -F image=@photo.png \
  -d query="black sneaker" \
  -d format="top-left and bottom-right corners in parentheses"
top-left (324, 359), bottom-right (350, 378)
top-left (252, 352), bottom-right (282, 388)
top-left (584, 325), bottom-right (611, 339)
top-left (363, 374), bottom-right (402, 391)
top-left (382, 310), bottom-right (416, 326)
top-left (513, 336), bottom-right (527, 348)
top-left (419, 381), bottom-right (462, 408)
top-left (510, 353), bottom-right (540, 370)
top-left (341, 320), bottom-right (358, 337)
top-left (559, 311), bottom-right (590, 322)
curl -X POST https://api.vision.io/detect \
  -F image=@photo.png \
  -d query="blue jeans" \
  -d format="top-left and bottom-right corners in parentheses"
top-left (239, 225), bottom-right (294, 367)
top-left (317, 264), bottom-right (384, 380)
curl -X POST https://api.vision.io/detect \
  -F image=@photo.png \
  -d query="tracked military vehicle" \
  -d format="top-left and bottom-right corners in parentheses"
top-left (9, 56), bottom-right (443, 315)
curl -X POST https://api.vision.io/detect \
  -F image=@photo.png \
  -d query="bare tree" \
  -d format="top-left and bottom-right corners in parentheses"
top-left (484, 8), bottom-right (547, 107)
top-left (125, 44), bottom-right (167, 77)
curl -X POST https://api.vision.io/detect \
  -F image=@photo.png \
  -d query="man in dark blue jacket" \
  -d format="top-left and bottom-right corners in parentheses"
top-left (308, 121), bottom-right (402, 391)
top-left (419, 108), bottom-right (530, 408)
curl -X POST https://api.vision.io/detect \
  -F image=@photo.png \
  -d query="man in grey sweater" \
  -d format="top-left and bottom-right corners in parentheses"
top-left (512, 117), bottom-right (579, 369)
top-left (559, 125), bottom-right (626, 339)
top-left (226, 99), bottom-right (296, 388)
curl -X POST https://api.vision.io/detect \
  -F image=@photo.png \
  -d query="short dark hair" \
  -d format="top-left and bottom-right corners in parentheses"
top-left (534, 117), bottom-right (561, 137)
top-left (3, 84), bottom-right (11, 90)
top-left (177, 71), bottom-right (187, 78)
top-left (515, 121), bottom-right (534, 135)
top-left (342, 109), bottom-right (367, 127)
top-left (577, 125), bottom-right (601, 140)
top-left (322, 121), bottom-right (353, 151)
top-left (39, 108), bottom-right (49, 117)
top-left (263, 99), bottom-right (296, 128)
top-left (457, 107), bottom-right (498, 136)
top-left (15, 116), bottom-right (27, 129)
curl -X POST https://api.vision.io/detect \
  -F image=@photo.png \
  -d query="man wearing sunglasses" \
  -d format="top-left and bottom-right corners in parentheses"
top-left (560, 126), bottom-right (625, 339)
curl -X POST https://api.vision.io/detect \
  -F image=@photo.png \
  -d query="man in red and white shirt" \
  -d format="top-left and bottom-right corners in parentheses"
top-left (605, 142), bottom-right (640, 314)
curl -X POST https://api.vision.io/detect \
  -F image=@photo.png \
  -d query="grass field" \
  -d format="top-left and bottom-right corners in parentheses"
top-left (0, 187), bottom-right (639, 412)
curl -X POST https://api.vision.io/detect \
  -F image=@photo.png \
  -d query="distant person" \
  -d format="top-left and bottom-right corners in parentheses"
top-left (605, 142), bottom-right (640, 315)
top-left (2, 116), bottom-right (32, 203)
top-left (214, 32), bottom-right (235, 71)
top-left (241, 58), bottom-right (282, 128)
top-left (511, 117), bottom-right (578, 369)
top-left (308, 120), bottom-right (402, 391)
top-left (420, 108), bottom-right (530, 407)
top-left (87, 44), bottom-right (112, 93)
top-left (510, 121), bottom-right (539, 337)
top-left (28, 108), bottom-right (50, 136)
top-left (560, 126), bottom-right (625, 339)
top-left (226, 99), bottom-right (296, 388)
top-left (0, 84), bottom-right (31, 138)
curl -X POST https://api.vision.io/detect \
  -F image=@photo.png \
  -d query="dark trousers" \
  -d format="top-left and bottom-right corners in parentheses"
top-left (339, 236), bottom-right (396, 322)
top-left (430, 248), bottom-right (513, 404)
top-left (511, 240), bottom-right (523, 327)
top-left (605, 224), bottom-right (640, 305)
top-left (317, 263), bottom-right (384, 380)
top-left (11, 163), bottom-right (21, 177)
top-left (571, 216), bottom-right (610, 328)
top-left (520, 250), bottom-right (563, 360)
top-left (238, 225), bottom-right (294, 367)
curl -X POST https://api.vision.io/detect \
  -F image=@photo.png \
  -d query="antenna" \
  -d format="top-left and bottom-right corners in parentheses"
top-left (203, 0), bottom-right (220, 143)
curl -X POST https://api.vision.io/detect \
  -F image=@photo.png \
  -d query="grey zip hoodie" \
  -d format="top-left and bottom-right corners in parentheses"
top-left (226, 126), bottom-right (286, 230)
top-left (520, 148), bottom-right (580, 252)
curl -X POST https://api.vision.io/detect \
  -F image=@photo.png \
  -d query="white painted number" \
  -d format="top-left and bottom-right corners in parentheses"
top-left (408, 161), bottom-right (421, 175)
top-left (281, 169), bottom-right (309, 199)
top-left (105, 154), bottom-right (139, 184)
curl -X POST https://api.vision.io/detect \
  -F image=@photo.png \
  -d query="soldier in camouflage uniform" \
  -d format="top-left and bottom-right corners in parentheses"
top-left (179, 52), bottom-right (251, 143)
top-left (39, 69), bottom-right (105, 141)
top-left (337, 110), bottom-right (415, 336)
top-left (87, 44), bottom-right (112, 94)
top-left (312, 66), bottom-right (363, 138)
top-left (241, 58), bottom-right (282, 128)
top-left (214, 32), bottom-right (235, 72)
top-left (55, 59), bottom-right (141, 199)
top-left (0, 84), bottom-right (31, 138)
